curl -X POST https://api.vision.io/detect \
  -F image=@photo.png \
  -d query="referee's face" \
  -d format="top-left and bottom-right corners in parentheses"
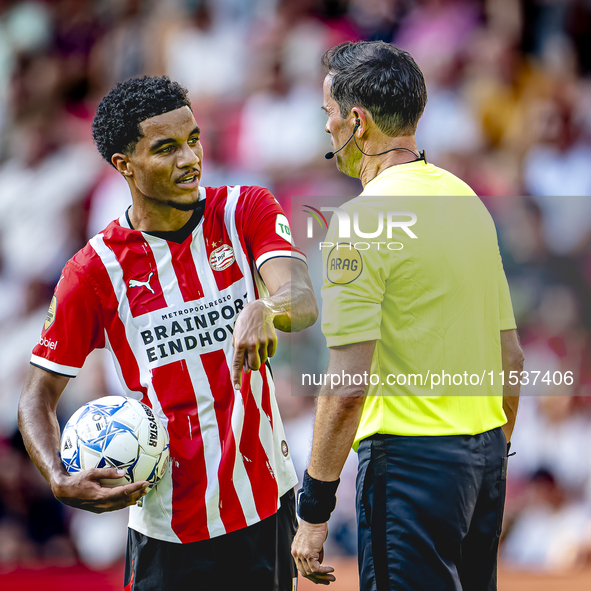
top-left (322, 75), bottom-right (357, 176)
top-left (124, 106), bottom-right (203, 211)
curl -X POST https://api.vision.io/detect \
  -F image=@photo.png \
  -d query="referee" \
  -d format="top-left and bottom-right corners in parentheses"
top-left (292, 41), bottom-right (524, 590)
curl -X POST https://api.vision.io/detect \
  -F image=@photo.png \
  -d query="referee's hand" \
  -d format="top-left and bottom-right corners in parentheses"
top-left (292, 520), bottom-right (336, 585)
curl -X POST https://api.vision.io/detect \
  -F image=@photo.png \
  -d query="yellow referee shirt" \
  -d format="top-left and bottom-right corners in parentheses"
top-left (321, 161), bottom-right (516, 449)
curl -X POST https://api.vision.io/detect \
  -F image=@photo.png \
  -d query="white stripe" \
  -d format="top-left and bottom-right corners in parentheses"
top-left (224, 186), bottom-right (257, 303)
top-left (184, 355), bottom-right (226, 538)
top-left (256, 249), bottom-right (307, 270)
top-left (30, 354), bottom-right (79, 377)
top-left (142, 235), bottom-right (186, 308)
top-left (89, 235), bottom-right (169, 422)
top-left (89, 234), bottom-right (178, 539)
top-left (190, 230), bottom-right (220, 303)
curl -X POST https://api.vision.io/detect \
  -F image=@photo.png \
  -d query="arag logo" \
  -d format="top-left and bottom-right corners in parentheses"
top-left (326, 244), bottom-right (363, 284)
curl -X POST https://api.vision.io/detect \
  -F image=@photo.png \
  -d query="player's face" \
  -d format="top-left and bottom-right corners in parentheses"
top-left (125, 106), bottom-right (203, 211)
top-left (322, 75), bottom-right (358, 177)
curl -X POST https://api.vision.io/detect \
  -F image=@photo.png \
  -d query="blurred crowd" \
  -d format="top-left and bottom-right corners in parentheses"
top-left (1, 0), bottom-right (591, 575)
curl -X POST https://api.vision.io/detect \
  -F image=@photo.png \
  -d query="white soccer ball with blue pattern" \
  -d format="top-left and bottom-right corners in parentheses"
top-left (60, 396), bottom-right (169, 489)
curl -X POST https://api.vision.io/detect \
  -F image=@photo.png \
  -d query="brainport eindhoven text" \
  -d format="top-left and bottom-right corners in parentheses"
top-left (140, 294), bottom-right (247, 362)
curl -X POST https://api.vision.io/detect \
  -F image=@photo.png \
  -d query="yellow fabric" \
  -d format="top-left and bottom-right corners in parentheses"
top-left (320, 161), bottom-right (516, 449)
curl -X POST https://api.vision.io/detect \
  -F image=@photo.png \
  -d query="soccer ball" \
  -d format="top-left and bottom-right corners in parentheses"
top-left (60, 396), bottom-right (169, 488)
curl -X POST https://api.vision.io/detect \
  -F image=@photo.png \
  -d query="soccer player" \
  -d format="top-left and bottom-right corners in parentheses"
top-left (18, 75), bottom-right (318, 591)
top-left (291, 41), bottom-right (524, 590)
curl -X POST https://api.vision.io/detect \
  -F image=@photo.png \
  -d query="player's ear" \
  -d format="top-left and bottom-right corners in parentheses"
top-left (112, 153), bottom-right (133, 177)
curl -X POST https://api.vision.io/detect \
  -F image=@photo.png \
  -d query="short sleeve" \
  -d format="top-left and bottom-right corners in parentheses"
top-left (497, 248), bottom-right (517, 331)
top-left (239, 186), bottom-right (307, 269)
top-left (321, 211), bottom-right (388, 347)
top-left (31, 261), bottom-right (105, 377)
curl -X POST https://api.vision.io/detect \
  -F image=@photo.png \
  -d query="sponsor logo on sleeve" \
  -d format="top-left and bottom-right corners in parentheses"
top-left (275, 214), bottom-right (293, 245)
top-left (38, 336), bottom-right (58, 350)
top-left (326, 244), bottom-right (363, 284)
top-left (44, 295), bottom-right (57, 331)
top-left (209, 244), bottom-right (235, 271)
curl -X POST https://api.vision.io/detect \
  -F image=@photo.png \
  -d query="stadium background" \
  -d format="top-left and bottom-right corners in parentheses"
top-left (1, 0), bottom-right (591, 588)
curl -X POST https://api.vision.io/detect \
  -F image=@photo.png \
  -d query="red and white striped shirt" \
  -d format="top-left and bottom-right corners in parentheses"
top-left (31, 185), bottom-right (304, 544)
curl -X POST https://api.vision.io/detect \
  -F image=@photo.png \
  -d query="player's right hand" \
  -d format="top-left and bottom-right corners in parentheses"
top-left (231, 299), bottom-right (277, 389)
top-left (51, 468), bottom-right (149, 513)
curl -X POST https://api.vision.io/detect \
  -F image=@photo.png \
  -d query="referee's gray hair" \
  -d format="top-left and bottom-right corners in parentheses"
top-left (322, 41), bottom-right (427, 137)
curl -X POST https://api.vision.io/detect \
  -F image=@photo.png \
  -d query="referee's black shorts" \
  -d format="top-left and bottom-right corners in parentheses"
top-left (357, 427), bottom-right (508, 591)
top-left (124, 489), bottom-right (298, 591)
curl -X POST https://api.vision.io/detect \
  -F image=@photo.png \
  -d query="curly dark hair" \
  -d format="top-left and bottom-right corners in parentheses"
top-left (92, 76), bottom-right (192, 165)
top-left (322, 41), bottom-right (427, 137)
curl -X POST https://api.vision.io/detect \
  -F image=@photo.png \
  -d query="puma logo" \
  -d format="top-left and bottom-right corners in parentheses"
top-left (128, 272), bottom-right (155, 294)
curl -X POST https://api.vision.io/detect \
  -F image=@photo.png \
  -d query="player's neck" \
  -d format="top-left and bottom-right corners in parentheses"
top-left (358, 135), bottom-right (420, 188)
top-left (128, 203), bottom-right (194, 232)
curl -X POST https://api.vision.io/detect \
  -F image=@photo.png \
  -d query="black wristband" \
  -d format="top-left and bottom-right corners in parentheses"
top-left (296, 470), bottom-right (340, 524)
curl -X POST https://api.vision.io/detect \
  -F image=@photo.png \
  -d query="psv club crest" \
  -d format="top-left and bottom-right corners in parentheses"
top-left (209, 244), bottom-right (235, 271)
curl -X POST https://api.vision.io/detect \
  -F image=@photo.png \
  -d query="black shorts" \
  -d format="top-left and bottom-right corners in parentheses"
top-left (357, 428), bottom-right (508, 591)
top-left (124, 489), bottom-right (298, 591)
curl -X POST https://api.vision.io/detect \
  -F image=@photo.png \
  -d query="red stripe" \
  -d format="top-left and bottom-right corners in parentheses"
top-left (201, 349), bottom-right (247, 532)
top-left (103, 227), bottom-right (168, 317)
top-left (233, 186), bottom-right (255, 277)
top-left (238, 370), bottom-right (278, 520)
top-left (79, 244), bottom-right (149, 403)
top-left (202, 187), bottom-right (244, 291)
top-left (152, 359), bottom-right (209, 542)
top-left (168, 239), bottom-right (204, 302)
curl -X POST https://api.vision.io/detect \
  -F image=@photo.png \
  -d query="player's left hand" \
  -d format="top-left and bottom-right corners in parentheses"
top-left (231, 300), bottom-right (277, 389)
top-left (292, 520), bottom-right (336, 585)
